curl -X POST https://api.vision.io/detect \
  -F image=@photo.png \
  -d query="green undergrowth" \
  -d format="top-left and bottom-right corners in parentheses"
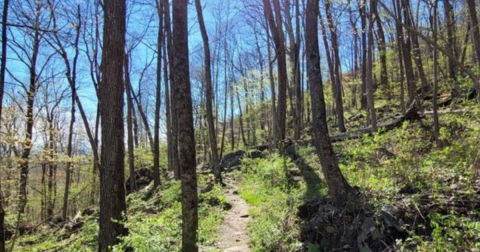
top-left (237, 152), bottom-right (316, 251)
top-left (299, 103), bottom-right (480, 251)
top-left (14, 174), bottom-right (227, 252)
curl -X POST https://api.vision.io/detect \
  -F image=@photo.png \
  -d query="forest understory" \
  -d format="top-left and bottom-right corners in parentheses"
top-left (2, 0), bottom-right (480, 251)
top-left (10, 90), bottom-right (480, 252)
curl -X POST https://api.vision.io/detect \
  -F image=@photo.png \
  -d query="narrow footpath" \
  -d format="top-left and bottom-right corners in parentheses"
top-left (217, 174), bottom-right (251, 252)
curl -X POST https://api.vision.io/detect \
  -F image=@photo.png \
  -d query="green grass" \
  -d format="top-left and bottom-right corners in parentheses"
top-left (13, 174), bottom-right (227, 252)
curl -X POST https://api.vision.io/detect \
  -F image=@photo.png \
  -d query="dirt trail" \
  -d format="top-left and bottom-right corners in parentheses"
top-left (217, 174), bottom-right (251, 252)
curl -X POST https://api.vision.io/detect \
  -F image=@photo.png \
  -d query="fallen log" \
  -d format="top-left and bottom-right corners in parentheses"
top-left (330, 105), bottom-right (421, 142)
top-left (438, 88), bottom-right (477, 108)
top-left (423, 109), bottom-right (470, 115)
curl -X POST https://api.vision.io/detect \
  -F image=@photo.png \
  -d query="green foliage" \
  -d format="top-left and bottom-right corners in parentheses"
top-left (400, 214), bottom-right (480, 251)
top-left (239, 154), bottom-right (304, 251)
top-left (14, 174), bottom-right (226, 252)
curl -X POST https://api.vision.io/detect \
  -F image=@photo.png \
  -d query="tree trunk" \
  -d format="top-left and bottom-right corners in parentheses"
top-left (467, 0), bottom-right (480, 98)
top-left (195, 0), bottom-right (221, 182)
top-left (63, 93), bottom-right (75, 221)
top-left (443, 0), bottom-right (457, 81)
top-left (164, 0), bottom-right (180, 179)
top-left (263, 0), bottom-right (288, 141)
top-left (98, 0), bottom-right (128, 250)
top-left (306, 0), bottom-right (355, 201)
top-left (432, 0), bottom-right (440, 143)
top-left (0, 0), bottom-right (9, 249)
top-left (172, 0), bottom-right (199, 250)
top-left (124, 54), bottom-right (137, 192)
top-left (359, 0), bottom-right (368, 110)
top-left (373, 3), bottom-right (389, 98)
top-left (401, 0), bottom-right (418, 104)
top-left (367, 0), bottom-right (377, 131)
top-left (153, 0), bottom-right (164, 188)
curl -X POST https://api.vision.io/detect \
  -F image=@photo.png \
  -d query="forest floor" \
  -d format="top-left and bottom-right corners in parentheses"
top-left (216, 174), bottom-right (251, 252)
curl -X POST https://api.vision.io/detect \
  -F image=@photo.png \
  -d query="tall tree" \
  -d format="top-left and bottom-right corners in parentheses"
top-left (153, 0), bottom-right (164, 188)
top-left (367, 0), bottom-right (377, 130)
top-left (443, 0), bottom-right (457, 81)
top-left (322, 0), bottom-right (346, 132)
top-left (263, 0), bottom-right (288, 141)
top-left (0, 0), bottom-right (9, 250)
top-left (195, 0), bottom-right (221, 182)
top-left (172, 0), bottom-right (198, 250)
top-left (432, 0), bottom-right (440, 143)
top-left (164, 0), bottom-right (181, 178)
top-left (124, 54), bottom-right (137, 192)
top-left (467, 0), bottom-right (480, 94)
top-left (306, 0), bottom-right (355, 201)
top-left (98, 0), bottom-right (128, 250)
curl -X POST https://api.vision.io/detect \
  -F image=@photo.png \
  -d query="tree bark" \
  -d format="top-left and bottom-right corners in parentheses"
top-left (467, 0), bottom-right (480, 97)
top-left (98, 0), bottom-right (128, 250)
top-left (306, 0), bottom-right (355, 201)
top-left (164, 0), bottom-right (180, 178)
top-left (432, 0), bottom-right (440, 143)
top-left (172, 0), bottom-right (199, 250)
top-left (195, 0), bottom-right (221, 182)
top-left (367, 0), bottom-right (377, 131)
top-left (0, 0), bottom-right (9, 250)
top-left (124, 54), bottom-right (137, 192)
top-left (153, 0), bottom-right (164, 188)
top-left (263, 0), bottom-right (288, 141)
top-left (443, 0), bottom-right (457, 81)
top-left (373, 3), bottom-right (389, 98)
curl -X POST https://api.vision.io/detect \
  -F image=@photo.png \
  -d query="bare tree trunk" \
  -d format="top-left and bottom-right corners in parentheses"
top-left (195, 0), bottom-right (221, 182)
top-left (266, 19), bottom-right (277, 146)
top-left (125, 54), bottom-right (137, 192)
top-left (153, 0), bottom-right (164, 187)
top-left (172, 0), bottom-right (198, 250)
top-left (98, 0), bottom-right (128, 250)
top-left (164, 0), bottom-right (180, 178)
top-left (63, 92), bottom-right (75, 221)
top-left (0, 0), bottom-right (9, 249)
top-left (397, 0), bottom-right (416, 105)
top-left (432, 0), bottom-right (440, 143)
top-left (263, 0), bottom-right (288, 141)
top-left (406, 2), bottom-right (428, 94)
top-left (443, 0), bottom-right (457, 82)
top-left (326, 0), bottom-right (346, 132)
top-left (306, 0), bottom-right (355, 201)
top-left (162, 27), bottom-right (173, 173)
top-left (467, 0), bottom-right (480, 98)
top-left (359, 0), bottom-right (368, 110)
top-left (373, 4), bottom-right (389, 98)
top-left (367, 0), bottom-right (377, 131)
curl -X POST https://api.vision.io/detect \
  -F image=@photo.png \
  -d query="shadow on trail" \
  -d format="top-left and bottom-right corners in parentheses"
top-left (284, 144), bottom-right (324, 201)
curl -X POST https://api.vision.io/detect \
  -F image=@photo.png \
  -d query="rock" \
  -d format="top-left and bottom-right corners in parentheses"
top-left (381, 205), bottom-right (404, 232)
top-left (219, 150), bottom-right (265, 171)
top-left (197, 162), bottom-right (212, 173)
top-left (126, 168), bottom-right (154, 193)
top-left (398, 183), bottom-right (420, 194)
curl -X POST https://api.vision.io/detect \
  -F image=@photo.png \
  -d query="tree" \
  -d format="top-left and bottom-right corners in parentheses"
top-left (432, 0), bottom-right (439, 143)
top-left (263, 0), bottom-right (288, 142)
top-left (367, 0), bottom-right (377, 130)
top-left (305, 0), bottom-right (355, 201)
top-left (324, 0), bottom-right (346, 132)
top-left (98, 0), bottom-right (128, 250)
top-left (153, 0), bottom-right (164, 188)
top-left (195, 0), bottom-right (221, 182)
top-left (0, 0), bottom-right (9, 250)
top-left (172, 0), bottom-right (198, 250)
top-left (467, 0), bottom-right (480, 93)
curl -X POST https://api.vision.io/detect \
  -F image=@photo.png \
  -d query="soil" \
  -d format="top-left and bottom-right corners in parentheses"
top-left (217, 174), bottom-right (251, 252)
